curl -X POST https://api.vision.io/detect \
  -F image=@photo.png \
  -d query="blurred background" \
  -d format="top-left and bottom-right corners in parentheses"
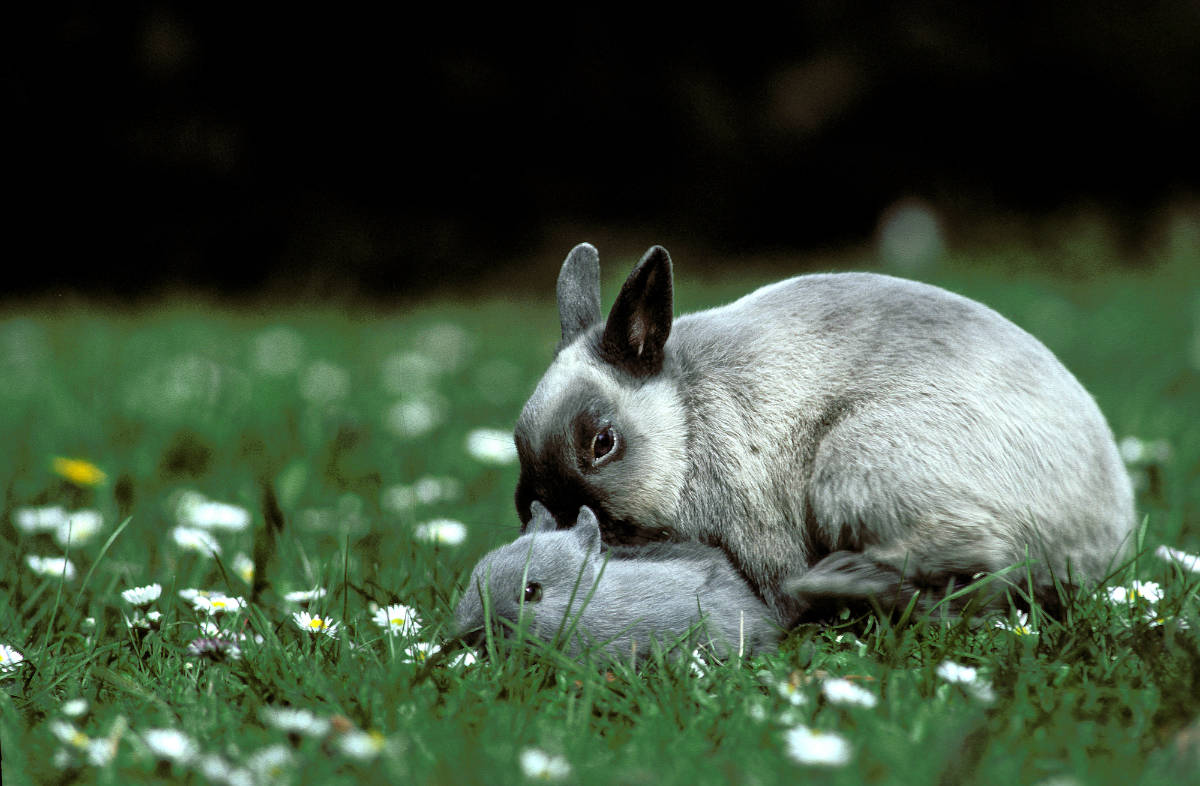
top-left (6, 5), bottom-right (1200, 301)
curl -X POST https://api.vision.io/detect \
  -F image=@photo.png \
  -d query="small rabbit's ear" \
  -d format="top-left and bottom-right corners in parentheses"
top-left (527, 501), bottom-right (558, 534)
top-left (573, 506), bottom-right (602, 555)
top-left (557, 243), bottom-right (602, 348)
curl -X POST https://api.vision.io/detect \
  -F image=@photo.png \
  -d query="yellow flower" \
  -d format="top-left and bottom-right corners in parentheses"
top-left (52, 457), bottom-right (107, 487)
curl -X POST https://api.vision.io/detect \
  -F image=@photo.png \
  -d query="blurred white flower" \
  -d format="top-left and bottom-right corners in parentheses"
top-left (993, 610), bottom-right (1037, 636)
top-left (414, 519), bottom-right (467, 546)
top-left (769, 674), bottom-right (809, 706)
top-left (519, 748), bottom-right (571, 781)
top-left (293, 611), bottom-right (340, 638)
top-left (50, 720), bottom-right (90, 749)
top-left (121, 583), bottom-right (163, 608)
top-left (299, 360), bottom-right (351, 403)
top-left (339, 729), bottom-right (386, 760)
top-left (0, 644), bottom-right (25, 674)
top-left (381, 476), bottom-right (462, 512)
top-left (1117, 436), bottom-right (1170, 465)
top-left (13, 505), bottom-right (68, 533)
top-left (247, 744), bottom-right (293, 782)
top-left (251, 326), bottom-right (305, 376)
top-left (283, 587), bottom-right (328, 605)
top-left (125, 610), bottom-right (163, 631)
top-left (380, 351), bottom-right (440, 395)
top-left (193, 594), bottom-right (246, 615)
top-left (233, 552), bottom-right (255, 583)
top-left (53, 509), bottom-right (104, 547)
top-left (783, 725), bottom-right (852, 767)
top-left (171, 526), bottom-right (222, 555)
top-left (1106, 581), bottom-right (1163, 605)
top-left (1156, 545), bottom-right (1200, 573)
top-left (403, 641), bottom-right (441, 665)
top-left (260, 706), bottom-right (331, 737)
top-left (372, 603), bottom-right (422, 637)
top-left (26, 555), bottom-right (77, 581)
top-left (176, 491), bottom-right (251, 532)
top-left (465, 428), bottom-right (518, 465)
top-left (143, 728), bottom-right (198, 764)
top-left (935, 660), bottom-right (996, 703)
top-left (822, 678), bottom-right (877, 708)
top-left (384, 398), bottom-right (443, 438)
top-left (61, 698), bottom-right (88, 718)
top-left (416, 323), bottom-right (471, 372)
top-left (447, 649), bottom-right (478, 668)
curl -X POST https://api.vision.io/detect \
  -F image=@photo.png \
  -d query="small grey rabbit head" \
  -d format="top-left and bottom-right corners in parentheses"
top-left (454, 503), bottom-right (602, 647)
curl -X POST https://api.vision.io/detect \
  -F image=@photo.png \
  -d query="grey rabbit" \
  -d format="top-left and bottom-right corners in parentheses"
top-left (514, 243), bottom-right (1134, 625)
top-left (454, 502), bottom-right (780, 662)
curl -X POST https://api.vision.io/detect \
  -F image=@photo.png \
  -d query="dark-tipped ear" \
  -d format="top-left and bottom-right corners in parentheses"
top-left (556, 243), bottom-right (602, 347)
top-left (573, 506), bottom-right (602, 555)
top-left (600, 245), bottom-right (673, 376)
top-left (527, 501), bottom-right (557, 534)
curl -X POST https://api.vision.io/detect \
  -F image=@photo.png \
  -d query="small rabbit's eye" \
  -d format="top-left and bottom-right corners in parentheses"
top-left (592, 427), bottom-right (616, 462)
top-left (523, 582), bottom-right (543, 603)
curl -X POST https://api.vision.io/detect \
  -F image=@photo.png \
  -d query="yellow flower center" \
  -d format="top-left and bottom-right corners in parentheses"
top-left (70, 731), bottom-right (89, 748)
top-left (390, 617), bottom-right (405, 626)
top-left (308, 618), bottom-right (326, 630)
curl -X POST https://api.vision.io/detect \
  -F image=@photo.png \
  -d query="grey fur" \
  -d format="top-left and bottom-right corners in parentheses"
top-left (454, 503), bottom-right (780, 662)
top-left (514, 243), bottom-right (1135, 625)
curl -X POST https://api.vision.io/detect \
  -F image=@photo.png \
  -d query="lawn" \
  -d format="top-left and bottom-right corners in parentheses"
top-left (2, 230), bottom-right (1199, 785)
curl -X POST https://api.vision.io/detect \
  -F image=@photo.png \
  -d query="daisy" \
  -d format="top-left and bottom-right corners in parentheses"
top-left (1156, 545), bottom-right (1200, 573)
top-left (247, 745), bottom-right (293, 782)
top-left (283, 587), bottom-right (328, 605)
top-left (121, 583), bottom-right (163, 608)
top-left (993, 610), bottom-right (1037, 636)
top-left (26, 555), bottom-right (77, 581)
top-left (465, 428), bottom-right (518, 465)
top-left (372, 603), bottom-right (421, 637)
top-left (52, 457), bottom-right (107, 487)
top-left (126, 611), bottom-right (163, 631)
top-left (177, 492), bottom-right (252, 532)
top-left (403, 641), bottom-right (440, 665)
top-left (447, 649), bottom-right (478, 668)
top-left (822, 678), bottom-right (878, 708)
top-left (171, 526), bottom-right (222, 555)
top-left (54, 510), bottom-right (103, 547)
top-left (293, 611), bottom-right (340, 638)
top-left (935, 660), bottom-right (996, 703)
top-left (61, 698), bottom-right (88, 718)
top-left (1106, 581), bottom-right (1164, 605)
top-left (233, 553), bottom-right (255, 583)
top-left (50, 720), bottom-right (91, 750)
top-left (519, 748), bottom-right (572, 781)
top-left (13, 505), bottom-right (68, 533)
top-left (260, 706), bottom-right (331, 738)
top-left (193, 594), bottom-right (246, 615)
top-left (338, 729), bottom-right (386, 760)
top-left (142, 728), bottom-right (198, 765)
top-left (0, 644), bottom-right (25, 674)
top-left (783, 725), bottom-right (852, 767)
top-left (414, 518), bottom-right (467, 546)
top-left (768, 673), bottom-right (809, 706)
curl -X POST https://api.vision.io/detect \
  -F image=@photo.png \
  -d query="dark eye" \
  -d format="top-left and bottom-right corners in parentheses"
top-left (592, 427), bottom-right (616, 462)
top-left (523, 582), bottom-right (542, 603)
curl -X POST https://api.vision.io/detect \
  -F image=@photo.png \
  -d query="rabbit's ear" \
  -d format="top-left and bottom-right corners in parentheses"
top-left (557, 243), bottom-right (602, 347)
top-left (573, 506), bottom-right (602, 555)
top-left (600, 246), bottom-right (673, 377)
top-left (527, 501), bottom-right (558, 534)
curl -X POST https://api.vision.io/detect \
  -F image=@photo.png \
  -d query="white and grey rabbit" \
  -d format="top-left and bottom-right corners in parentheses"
top-left (454, 502), bottom-right (780, 662)
top-left (513, 243), bottom-right (1134, 624)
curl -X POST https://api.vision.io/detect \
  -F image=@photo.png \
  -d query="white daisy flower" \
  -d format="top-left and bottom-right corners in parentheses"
top-left (292, 611), bottom-right (340, 638)
top-left (61, 698), bottom-right (88, 718)
top-left (121, 583), bottom-right (163, 608)
top-left (50, 720), bottom-right (90, 749)
top-left (822, 678), bottom-right (878, 708)
top-left (26, 555), bottom-right (77, 581)
top-left (935, 660), bottom-right (996, 703)
top-left (447, 649), bottom-right (478, 668)
top-left (247, 744), bottom-right (293, 782)
top-left (171, 526), bottom-right (222, 555)
top-left (465, 428), bottom-right (518, 465)
top-left (769, 674), bottom-right (809, 706)
top-left (783, 725), bottom-right (852, 767)
top-left (125, 610), bottom-right (163, 631)
top-left (143, 728), bottom-right (198, 764)
top-left (193, 594), bottom-right (246, 615)
top-left (1156, 544), bottom-right (1200, 573)
top-left (519, 748), bottom-right (572, 781)
top-left (14, 505), bottom-right (68, 533)
top-left (299, 360), bottom-right (351, 403)
top-left (233, 553), bottom-right (255, 583)
top-left (0, 644), bottom-right (26, 674)
top-left (339, 729), bottom-right (386, 760)
top-left (261, 706), bottom-right (331, 737)
top-left (403, 641), bottom-right (441, 665)
top-left (53, 509), bottom-right (104, 547)
top-left (86, 737), bottom-right (116, 767)
top-left (372, 603), bottom-right (421, 637)
top-left (283, 587), bottom-right (328, 605)
top-left (178, 588), bottom-right (212, 602)
top-left (1106, 580), bottom-right (1163, 605)
top-left (993, 610), bottom-right (1037, 636)
top-left (414, 518), bottom-right (467, 546)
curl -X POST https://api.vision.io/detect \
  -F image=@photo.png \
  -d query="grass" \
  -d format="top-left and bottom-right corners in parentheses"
top-left (2, 231), bottom-right (1199, 785)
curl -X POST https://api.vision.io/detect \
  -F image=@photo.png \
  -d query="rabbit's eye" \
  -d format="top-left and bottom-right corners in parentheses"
top-left (592, 427), bottom-right (617, 462)
top-left (523, 582), bottom-right (543, 603)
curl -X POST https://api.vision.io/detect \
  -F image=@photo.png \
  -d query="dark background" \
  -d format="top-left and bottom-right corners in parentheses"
top-left (7, 5), bottom-right (1199, 299)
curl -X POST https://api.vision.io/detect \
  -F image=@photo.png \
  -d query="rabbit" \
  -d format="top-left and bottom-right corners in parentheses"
top-left (454, 502), bottom-right (780, 662)
top-left (512, 242), bottom-right (1134, 624)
